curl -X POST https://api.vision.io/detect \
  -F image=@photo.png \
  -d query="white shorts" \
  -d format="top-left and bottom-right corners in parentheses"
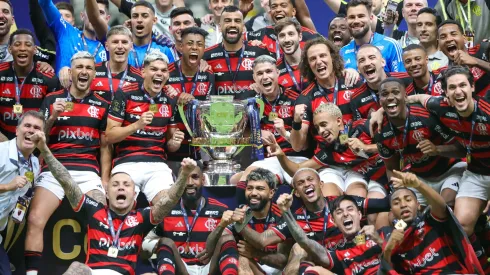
top-left (112, 162), bottom-right (174, 203)
top-left (456, 170), bottom-right (490, 201)
top-left (91, 269), bottom-right (123, 275)
top-left (414, 162), bottom-right (466, 205)
top-left (318, 166), bottom-right (368, 192)
top-left (250, 156), bottom-right (308, 185)
top-left (184, 262), bottom-right (210, 275)
top-left (367, 180), bottom-right (387, 196)
top-left (258, 263), bottom-right (282, 275)
top-left (35, 171), bottom-right (104, 201)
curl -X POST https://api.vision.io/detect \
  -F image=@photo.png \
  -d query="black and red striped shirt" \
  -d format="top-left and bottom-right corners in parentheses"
top-left (374, 104), bottom-right (458, 178)
top-left (108, 84), bottom-right (182, 166)
top-left (90, 62), bottom-right (143, 102)
top-left (0, 62), bottom-right (60, 139)
top-left (74, 195), bottom-right (157, 275)
top-left (424, 96), bottom-right (490, 175)
top-left (350, 72), bottom-right (413, 120)
top-left (276, 56), bottom-right (309, 95)
top-left (410, 71), bottom-right (444, 96)
top-left (202, 41), bottom-right (274, 98)
top-left (153, 197), bottom-right (227, 265)
top-left (40, 89), bottom-right (109, 174)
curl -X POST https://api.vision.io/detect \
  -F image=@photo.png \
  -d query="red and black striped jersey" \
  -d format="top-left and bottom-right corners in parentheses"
top-left (350, 72), bottom-right (413, 120)
top-left (327, 227), bottom-right (392, 275)
top-left (314, 119), bottom-right (386, 183)
top-left (246, 26), bottom-right (322, 59)
top-left (0, 61), bottom-right (60, 139)
top-left (391, 212), bottom-right (472, 274)
top-left (90, 62), bottom-right (143, 102)
top-left (74, 195), bottom-right (157, 275)
top-left (165, 61), bottom-right (215, 162)
top-left (410, 71), bottom-right (444, 96)
top-left (202, 41), bottom-right (274, 98)
top-left (424, 96), bottom-right (490, 175)
top-left (276, 56), bottom-right (310, 95)
top-left (374, 104), bottom-right (459, 178)
top-left (153, 197), bottom-right (227, 265)
top-left (108, 85), bottom-right (182, 166)
top-left (40, 89), bottom-right (109, 174)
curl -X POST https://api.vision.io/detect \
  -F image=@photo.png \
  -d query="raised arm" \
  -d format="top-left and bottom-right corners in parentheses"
top-left (323, 0), bottom-right (343, 14)
top-left (290, 104), bottom-right (310, 151)
top-left (38, 0), bottom-right (63, 26)
top-left (407, 94), bottom-right (432, 106)
top-left (294, 0), bottom-right (316, 31)
top-left (205, 210), bottom-right (233, 254)
top-left (86, 0), bottom-right (109, 40)
top-left (29, 0), bottom-right (56, 52)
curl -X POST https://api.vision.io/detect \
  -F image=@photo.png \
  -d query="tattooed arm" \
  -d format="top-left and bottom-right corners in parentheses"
top-left (205, 210), bottom-right (233, 253)
top-left (239, 227), bottom-right (283, 250)
top-left (32, 132), bottom-right (83, 209)
top-left (256, 240), bottom-right (293, 269)
top-left (150, 158), bottom-right (196, 222)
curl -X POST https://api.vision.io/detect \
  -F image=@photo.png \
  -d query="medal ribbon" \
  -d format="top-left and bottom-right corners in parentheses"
top-left (249, 208), bottom-right (271, 231)
top-left (285, 60), bottom-right (302, 91)
top-left (223, 43), bottom-right (245, 91)
top-left (458, 101), bottom-right (478, 161)
top-left (178, 60), bottom-right (199, 96)
top-left (456, 0), bottom-right (473, 32)
top-left (82, 35), bottom-right (102, 57)
top-left (106, 62), bottom-right (128, 100)
top-left (107, 210), bottom-right (128, 248)
top-left (317, 79), bottom-right (339, 105)
top-left (13, 65), bottom-right (34, 104)
top-left (133, 43), bottom-right (153, 68)
top-left (180, 198), bottom-right (205, 251)
top-left (303, 201), bottom-right (329, 247)
top-left (388, 107), bottom-right (410, 168)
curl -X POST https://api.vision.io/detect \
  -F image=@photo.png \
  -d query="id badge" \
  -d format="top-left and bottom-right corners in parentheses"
top-left (107, 246), bottom-right (119, 258)
top-left (13, 104), bottom-right (23, 114)
top-left (12, 199), bottom-right (28, 223)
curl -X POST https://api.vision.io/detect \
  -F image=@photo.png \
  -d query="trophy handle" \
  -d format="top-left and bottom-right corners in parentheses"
top-left (255, 98), bottom-right (265, 119)
top-left (178, 104), bottom-right (195, 137)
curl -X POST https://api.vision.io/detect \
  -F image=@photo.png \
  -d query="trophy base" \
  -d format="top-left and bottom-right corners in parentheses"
top-left (204, 160), bottom-right (241, 187)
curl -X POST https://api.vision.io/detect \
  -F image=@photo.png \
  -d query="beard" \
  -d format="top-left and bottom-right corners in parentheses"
top-left (350, 24), bottom-right (370, 40)
top-left (223, 28), bottom-right (242, 44)
top-left (247, 196), bottom-right (269, 211)
top-left (182, 187), bottom-right (203, 203)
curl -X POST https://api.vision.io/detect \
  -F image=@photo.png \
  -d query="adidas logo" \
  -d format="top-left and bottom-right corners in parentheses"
top-left (303, 224), bottom-right (310, 230)
top-left (281, 79), bottom-right (288, 85)
top-left (176, 221), bottom-right (184, 228)
top-left (133, 106), bottom-right (142, 112)
top-left (215, 64), bottom-right (222, 69)
top-left (95, 81), bottom-right (103, 87)
top-left (4, 89), bottom-right (10, 95)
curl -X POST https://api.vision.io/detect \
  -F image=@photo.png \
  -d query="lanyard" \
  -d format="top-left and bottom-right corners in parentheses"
top-left (401, 32), bottom-right (415, 48)
top-left (285, 60), bottom-right (302, 91)
top-left (317, 79), bottom-right (339, 105)
top-left (456, 0), bottom-right (473, 32)
top-left (249, 209), bottom-right (271, 231)
top-left (426, 73), bottom-right (434, 95)
top-left (106, 62), bottom-right (128, 100)
top-left (275, 39), bottom-right (281, 59)
top-left (66, 89), bottom-right (86, 104)
top-left (13, 65), bottom-right (34, 104)
top-left (369, 87), bottom-right (379, 105)
top-left (263, 89), bottom-right (281, 112)
top-left (133, 43), bottom-right (153, 68)
top-left (303, 202), bottom-right (329, 247)
top-left (82, 35), bottom-right (102, 57)
top-left (223, 43), bottom-right (245, 90)
top-left (180, 198), bottom-right (205, 244)
top-left (354, 32), bottom-right (375, 53)
top-left (107, 210), bottom-right (128, 247)
top-left (16, 149), bottom-right (32, 173)
top-left (458, 101), bottom-right (478, 157)
top-left (388, 107), bottom-right (410, 167)
top-left (178, 61), bottom-right (199, 96)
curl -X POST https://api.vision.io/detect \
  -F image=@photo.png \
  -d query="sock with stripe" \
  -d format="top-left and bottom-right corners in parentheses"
top-left (218, 240), bottom-right (238, 275)
top-left (235, 181), bottom-right (247, 206)
top-left (298, 261), bottom-right (314, 275)
top-left (25, 250), bottom-right (42, 275)
top-left (156, 243), bottom-right (176, 275)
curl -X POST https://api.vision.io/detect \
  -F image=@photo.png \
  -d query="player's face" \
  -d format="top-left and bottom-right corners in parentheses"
top-left (71, 58), bottom-right (96, 93)
top-left (220, 11), bottom-right (244, 45)
top-left (0, 2), bottom-right (13, 37)
top-left (346, 5), bottom-right (372, 39)
top-left (269, 0), bottom-right (296, 24)
top-left (357, 47), bottom-right (386, 84)
top-left (307, 44), bottom-right (334, 82)
top-left (181, 34), bottom-right (205, 68)
top-left (402, 0), bottom-right (426, 24)
top-left (107, 173), bottom-right (136, 213)
top-left (246, 180), bottom-right (274, 211)
top-left (379, 82), bottom-right (407, 119)
top-left (170, 14), bottom-right (195, 43)
top-left (313, 112), bottom-right (343, 144)
top-left (390, 189), bottom-right (419, 223)
top-left (209, 0), bottom-right (233, 18)
top-left (253, 62), bottom-right (279, 96)
top-left (82, 4), bottom-right (110, 33)
top-left (371, 0), bottom-right (383, 15)
top-left (403, 49), bottom-right (428, 79)
top-left (328, 18), bottom-right (351, 48)
top-left (183, 167), bottom-right (205, 203)
top-left (59, 9), bottom-right (75, 26)
top-left (142, 60), bottom-right (170, 94)
top-left (131, 6), bottom-right (156, 39)
top-left (333, 200), bottom-right (362, 237)
top-left (416, 13), bottom-right (437, 44)
top-left (438, 24), bottom-right (466, 61)
top-left (106, 34), bottom-right (133, 64)
top-left (9, 34), bottom-right (36, 68)
top-left (277, 25), bottom-right (302, 55)
top-left (16, 115), bottom-right (44, 152)
top-left (445, 73), bottom-right (475, 113)
top-left (156, 0), bottom-right (173, 8)
top-left (292, 170), bottom-right (323, 204)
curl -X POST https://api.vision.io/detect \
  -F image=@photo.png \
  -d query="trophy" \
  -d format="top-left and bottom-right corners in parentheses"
top-left (178, 95), bottom-right (264, 186)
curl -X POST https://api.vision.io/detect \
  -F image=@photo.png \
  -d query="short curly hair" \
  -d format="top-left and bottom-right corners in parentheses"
top-left (300, 37), bottom-right (344, 81)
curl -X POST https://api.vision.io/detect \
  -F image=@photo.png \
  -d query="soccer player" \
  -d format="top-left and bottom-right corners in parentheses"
top-left (340, 0), bottom-right (405, 73)
top-left (0, 29), bottom-right (60, 141)
top-left (106, 52), bottom-right (184, 207)
top-left (169, 7), bottom-right (197, 59)
top-left (24, 52), bottom-right (110, 275)
top-left (402, 44), bottom-right (444, 96)
top-left (416, 8), bottom-right (448, 71)
top-left (143, 164), bottom-right (238, 275)
top-left (373, 77), bottom-right (464, 206)
top-left (200, 0), bottom-right (233, 48)
top-left (29, 130), bottom-right (195, 275)
top-left (328, 15), bottom-right (352, 48)
top-left (90, 26), bottom-right (143, 102)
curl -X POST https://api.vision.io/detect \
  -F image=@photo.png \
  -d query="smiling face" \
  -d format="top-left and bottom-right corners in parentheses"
top-left (328, 17), bottom-right (351, 47)
top-left (182, 167), bottom-right (205, 203)
top-left (402, 0), bottom-right (426, 25)
top-left (269, 0), bottom-right (296, 23)
top-left (346, 5), bottom-right (372, 39)
top-left (246, 180), bottom-right (274, 211)
top-left (403, 48), bottom-right (428, 79)
top-left (357, 46), bottom-right (386, 85)
top-left (220, 10), bottom-right (244, 44)
top-left (445, 73), bottom-right (474, 114)
top-left (416, 12), bottom-right (437, 44)
top-left (0, 1), bottom-right (13, 38)
top-left (333, 199), bottom-right (362, 237)
top-left (209, 0), bottom-right (233, 18)
top-left (9, 34), bottom-right (36, 69)
top-left (142, 59), bottom-right (169, 94)
top-left (181, 33), bottom-right (205, 68)
top-left (16, 115), bottom-right (44, 152)
top-left (379, 81), bottom-right (407, 119)
top-left (170, 13), bottom-right (195, 42)
top-left (107, 173), bottom-right (137, 214)
top-left (71, 58), bottom-right (96, 93)
top-left (292, 170), bottom-right (323, 204)
top-left (106, 34), bottom-right (133, 64)
top-left (131, 6), bottom-right (156, 39)
top-left (277, 24), bottom-right (302, 55)
top-left (390, 189), bottom-right (419, 223)
top-left (253, 62), bottom-right (279, 96)
top-left (313, 111), bottom-right (343, 144)
top-left (307, 43), bottom-right (334, 82)
top-left (438, 23), bottom-right (466, 61)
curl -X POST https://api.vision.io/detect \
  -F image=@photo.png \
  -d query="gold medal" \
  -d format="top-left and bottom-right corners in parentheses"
top-left (394, 219), bottom-right (407, 231)
top-left (65, 102), bottom-right (74, 112)
top-left (339, 133), bottom-right (348, 145)
top-left (25, 171), bottom-right (34, 183)
top-left (184, 242), bottom-right (190, 254)
top-left (13, 104), bottom-right (23, 114)
top-left (354, 233), bottom-right (366, 246)
top-left (466, 153), bottom-right (471, 164)
top-left (107, 246), bottom-right (118, 258)
top-left (149, 104), bottom-right (158, 113)
top-left (268, 111), bottom-right (278, 121)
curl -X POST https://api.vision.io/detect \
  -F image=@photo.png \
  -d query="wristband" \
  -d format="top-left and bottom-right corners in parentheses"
top-left (292, 121), bottom-right (302, 131)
